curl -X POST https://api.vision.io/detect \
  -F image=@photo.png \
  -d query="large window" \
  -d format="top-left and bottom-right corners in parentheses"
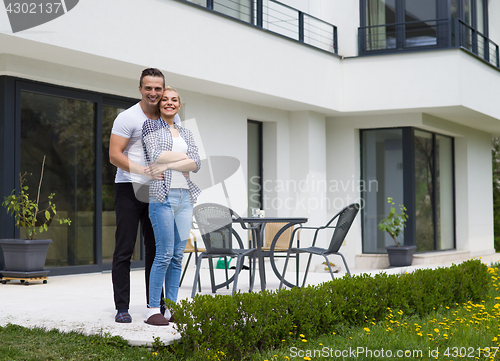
top-left (361, 127), bottom-right (455, 253)
top-left (360, 0), bottom-right (498, 68)
top-left (361, 128), bottom-right (404, 253)
top-left (101, 104), bottom-right (141, 264)
top-left (360, 0), bottom-right (450, 53)
top-left (20, 90), bottom-right (96, 267)
top-left (0, 78), bottom-right (139, 274)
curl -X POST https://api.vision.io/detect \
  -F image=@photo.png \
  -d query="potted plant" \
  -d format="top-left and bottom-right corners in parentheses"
top-left (378, 197), bottom-right (416, 267)
top-left (1, 156), bottom-right (71, 281)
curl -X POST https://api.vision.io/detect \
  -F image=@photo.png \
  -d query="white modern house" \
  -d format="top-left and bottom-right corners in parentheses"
top-left (1, 0), bottom-right (499, 275)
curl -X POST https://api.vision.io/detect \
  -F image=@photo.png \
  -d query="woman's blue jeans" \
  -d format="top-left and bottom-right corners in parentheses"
top-left (148, 189), bottom-right (193, 307)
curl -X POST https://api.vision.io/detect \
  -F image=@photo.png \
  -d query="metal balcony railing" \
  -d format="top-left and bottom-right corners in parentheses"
top-left (359, 18), bottom-right (499, 70)
top-left (179, 0), bottom-right (338, 55)
top-left (455, 18), bottom-right (500, 69)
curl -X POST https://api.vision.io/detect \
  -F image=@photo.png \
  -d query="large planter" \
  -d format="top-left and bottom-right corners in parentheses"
top-left (386, 245), bottom-right (417, 267)
top-left (0, 239), bottom-right (52, 277)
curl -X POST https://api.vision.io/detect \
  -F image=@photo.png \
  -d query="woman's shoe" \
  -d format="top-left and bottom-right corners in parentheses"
top-left (144, 313), bottom-right (170, 326)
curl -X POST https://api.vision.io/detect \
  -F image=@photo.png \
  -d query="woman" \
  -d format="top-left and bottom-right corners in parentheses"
top-left (142, 86), bottom-right (201, 326)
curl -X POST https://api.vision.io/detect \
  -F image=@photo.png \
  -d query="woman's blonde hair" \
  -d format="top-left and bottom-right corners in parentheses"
top-left (163, 86), bottom-right (181, 106)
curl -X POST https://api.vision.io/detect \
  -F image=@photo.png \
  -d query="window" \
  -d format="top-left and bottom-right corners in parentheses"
top-left (361, 128), bottom-right (404, 253)
top-left (20, 90), bottom-right (96, 267)
top-left (361, 127), bottom-right (455, 253)
top-left (214, 0), bottom-right (251, 22)
top-left (101, 104), bottom-right (141, 264)
top-left (0, 77), bottom-right (142, 274)
top-left (247, 120), bottom-right (262, 215)
top-left (360, 0), bottom-right (449, 53)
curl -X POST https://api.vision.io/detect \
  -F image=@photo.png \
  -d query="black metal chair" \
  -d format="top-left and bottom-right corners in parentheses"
top-left (261, 223), bottom-right (301, 287)
top-left (191, 203), bottom-right (258, 297)
top-left (279, 203), bottom-right (360, 289)
top-left (179, 231), bottom-right (205, 292)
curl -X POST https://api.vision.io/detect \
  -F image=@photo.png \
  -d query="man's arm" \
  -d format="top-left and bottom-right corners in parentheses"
top-left (109, 133), bottom-right (156, 176)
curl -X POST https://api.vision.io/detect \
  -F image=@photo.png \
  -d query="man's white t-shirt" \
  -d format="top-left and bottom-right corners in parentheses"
top-left (111, 103), bottom-right (151, 184)
top-left (111, 102), bottom-right (181, 184)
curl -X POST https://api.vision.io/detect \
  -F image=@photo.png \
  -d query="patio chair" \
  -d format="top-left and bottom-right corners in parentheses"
top-left (192, 203), bottom-right (258, 297)
top-left (180, 230), bottom-right (205, 292)
top-left (280, 203), bottom-right (360, 289)
top-left (261, 223), bottom-right (301, 287)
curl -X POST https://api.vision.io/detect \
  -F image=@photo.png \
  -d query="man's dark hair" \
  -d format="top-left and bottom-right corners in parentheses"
top-left (139, 68), bottom-right (165, 88)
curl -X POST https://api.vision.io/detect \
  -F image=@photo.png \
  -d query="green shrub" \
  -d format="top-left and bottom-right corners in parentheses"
top-left (170, 259), bottom-right (489, 360)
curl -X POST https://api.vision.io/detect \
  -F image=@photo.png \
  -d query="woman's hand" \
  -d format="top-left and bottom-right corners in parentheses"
top-left (144, 163), bottom-right (168, 180)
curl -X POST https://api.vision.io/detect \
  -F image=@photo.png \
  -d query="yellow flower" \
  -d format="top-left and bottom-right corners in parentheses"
top-left (302, 339), bottom-right (307, 342)
top-left (364, 327), bottom-right (370, 332)
top-left (417, 332), bottom-right (423, 336)
top-left (304, 358), bottom-right (311, 361)
top-left (152, 352), bottom-right (157, 356)
top-left (434, 328), bottom-right (439, 333)
top-left (332, 332), bottom-right (336, 335)
top-left (300, 334), bottom-right (305, 338)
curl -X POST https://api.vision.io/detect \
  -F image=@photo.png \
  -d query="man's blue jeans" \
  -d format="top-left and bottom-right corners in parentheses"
top-left (148, 189), bottom-right (193, 307)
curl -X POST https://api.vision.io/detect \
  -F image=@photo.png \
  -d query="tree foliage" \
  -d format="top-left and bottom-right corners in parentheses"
top-left (492, 137), bottom-right (500, 252)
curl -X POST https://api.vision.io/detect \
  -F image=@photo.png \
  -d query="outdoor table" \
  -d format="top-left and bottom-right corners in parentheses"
top-left (240, 217), bottom-right (308, 291)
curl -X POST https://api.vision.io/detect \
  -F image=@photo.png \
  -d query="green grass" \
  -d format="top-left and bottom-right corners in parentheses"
top-left (252, 264), bottom-right (500, 361)
top-left (0, 325), bottom-right (176, 361)
top-left (1, 264), bottom-right (499, 361)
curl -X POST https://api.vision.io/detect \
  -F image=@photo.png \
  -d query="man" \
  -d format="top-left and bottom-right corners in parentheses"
top-left (109, 68), bottom-right (167, 323)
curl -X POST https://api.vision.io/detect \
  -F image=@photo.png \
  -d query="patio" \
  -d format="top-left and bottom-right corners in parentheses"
top-left (1, 254), bottom-right (499, 347)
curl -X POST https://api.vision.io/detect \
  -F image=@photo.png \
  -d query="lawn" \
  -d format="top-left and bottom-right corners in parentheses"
top-left (1, 263), bottom-right (498, 361)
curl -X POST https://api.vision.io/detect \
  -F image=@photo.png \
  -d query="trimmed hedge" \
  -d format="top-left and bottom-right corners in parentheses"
top-left (170, 259), bottom-right (489, 360)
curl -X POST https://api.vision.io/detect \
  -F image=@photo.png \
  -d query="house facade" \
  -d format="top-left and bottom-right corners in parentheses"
top-left (1, 0), bottom-right (499, 275)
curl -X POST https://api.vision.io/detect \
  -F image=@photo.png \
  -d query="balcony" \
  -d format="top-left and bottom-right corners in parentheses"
top-left (359, 18), bottom-right (499, 70)
top-left (178, 0), bottom-right (338, 55)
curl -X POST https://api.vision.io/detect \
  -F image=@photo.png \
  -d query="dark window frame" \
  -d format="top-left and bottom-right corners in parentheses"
top-left (247, 119), bottom-right (263, 212)
top-left (358, 0), bottom-right (496, 66)
top-left (360, 126), bottom-right (456, 254)
top-left (0, 76), bottom-right (138, 275)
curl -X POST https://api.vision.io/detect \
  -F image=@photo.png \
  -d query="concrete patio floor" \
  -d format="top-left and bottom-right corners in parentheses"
top-left (1, 254), bottom-right (500, 346)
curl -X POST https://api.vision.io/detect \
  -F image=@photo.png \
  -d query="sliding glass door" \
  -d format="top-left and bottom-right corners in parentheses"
top-left (20, 90), bottom-right (96, 267)
top-left (361, 127), bottom-right (455, 253)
